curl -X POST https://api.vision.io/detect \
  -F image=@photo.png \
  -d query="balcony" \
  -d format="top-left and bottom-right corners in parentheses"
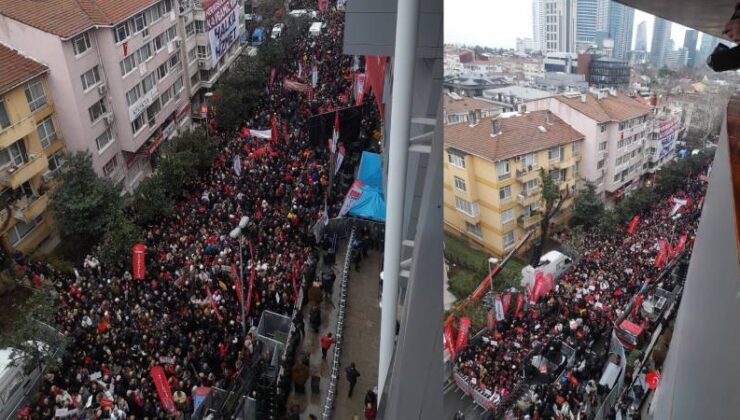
top-left (11, 193), bottom-right (49, 224)
top-left (517, 211), bottom-right (541, 229)
top-left (516, 189), bottom-right (540, 206)
top-left (516, 165), bottom-right (540, 183)
top-left (0, 115), bottom-right (35, 149)
top-left (0, 154), bottom-right (49, 189)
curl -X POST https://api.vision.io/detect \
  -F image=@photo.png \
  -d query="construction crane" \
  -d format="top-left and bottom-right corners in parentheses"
top-left (444, 230), bottom-right (533, 327)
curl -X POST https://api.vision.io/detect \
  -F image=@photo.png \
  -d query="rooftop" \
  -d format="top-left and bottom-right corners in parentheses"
top-left (484, 86), bottom-right (552, 101)
top-left (554, 92), bottom-right (653, 123)
top-left (0, 0), bottom-right (158, 39)
top-left (445, 110), bottom-right (584, 162)
top-left (443, 93), bottom-right (499, 115)
top-left (444, 76), bottom-right (509, 88)
top-left (0, 43), bottom-right (48, 94)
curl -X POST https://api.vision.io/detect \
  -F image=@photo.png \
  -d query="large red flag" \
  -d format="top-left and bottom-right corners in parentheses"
top-left (270, 115), bottom-right (278, 143)
top-left (646, 370), bottom-right (661, 390)
top-left (487, 310), bottom-right (496, 330)
top-left (455, 317), bottom-right (471, 353)
top-left (206, 286), bottom-right (223, 322)
top-left (627, 216), bottom-right (640, 235)
top-left (675, 232), bottom-right (688, 254)
top-left (231, 264), bottom-right (243, 310)
top-left (443, 324), bottom-right (457, 358)
top-left (531, 272), bottom-right (545, 303)
top-left (365, 55), bottom-right (387, 116)
top-left (502, 293), bottom-right (512, 314)
top-left (514, 294), bottom-right (525, 318)
top-left (132, 244), bottom-right (146, 280)
top-left (150, 366), bottom-right (176, 414)
top-left (544, 273), bottom-right (555, 296)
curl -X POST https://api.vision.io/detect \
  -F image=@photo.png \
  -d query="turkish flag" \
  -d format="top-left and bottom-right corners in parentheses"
top-left (646, 370), bottom-right (660, 389)
top-left (150, 366), bottom-right (176, 414)
top-left (132, 244), bottom-right (146, 280)
top-left (455, 317), bottom-right (471, 353)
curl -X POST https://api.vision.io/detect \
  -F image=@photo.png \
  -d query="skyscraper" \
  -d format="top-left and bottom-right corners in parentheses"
top-left (607, 1), bottom-right (634, 60)
top-left (635, 20), bottom-right (648, 52)
top-left (533, 0), bottom-right (543, 51)
top-left (651, 16), bottom-right (672, 68)
top-left (536, 0), bottom-right (577, 53)
top-left (576, 0), bottom-right (598, 51)
top-left (683, 30), bottom-right (699, 68)
top-left (696, 32), bottom-right (720, 67)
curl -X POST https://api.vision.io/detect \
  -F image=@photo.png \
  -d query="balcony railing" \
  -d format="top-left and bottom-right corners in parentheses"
top-left (11, 193), bottom-right (49, 224)
top-left (0, 154), bottom-right (49, 189)
top-left (516, 165), bottom-right (539, 181)
top-left (0, 115), bottom-right (36, 149)
top-left (517, 211), bottom-right (542, 229)
top-left (517, 189), bottom-right (540, 206)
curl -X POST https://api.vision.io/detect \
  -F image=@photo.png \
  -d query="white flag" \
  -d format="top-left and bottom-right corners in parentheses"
top-left (312, 65), bottom-right (318, 88)
top-left (338, 180), bottom-right (364, 218)
top-left (494, 295), bottom-right (505, 321)
top-left (334, 144), bottom-right (346, 176)
top-left (233, 155), bottom-right (241, 177)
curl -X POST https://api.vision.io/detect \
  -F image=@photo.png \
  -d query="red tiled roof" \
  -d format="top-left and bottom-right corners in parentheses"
top-left (555, 93), bottom-right (652, 123)
top-left (445, 111), bottom-right (585, 162)
top-left (0, 0), bottom-right (158, 38)
top-left (444, 95), bottom-right (499, 115)
top-left (0, 43), bottom-right (47, 94)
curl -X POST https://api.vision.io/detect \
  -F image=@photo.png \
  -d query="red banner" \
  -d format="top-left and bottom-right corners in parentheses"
top-left (655, 240), bottom-right (668, 268)
top-left (132, 244), bottom-right (146, 280)
top-left (627, 215), bottom-right (640, 235)
top-left (365, 56), bottom-right (387, 116)
top-left (544, 273), bottom-right (555, 295)
top-left (646, 370), bottom-right (661, 390)
top-left (502, 293), bottom-right (512, 314)
top-left (455, 317), bottom-right (471, 353)
top-left (531, 272), bottom-right (545, 303)
top-left (675, 232), bottom-right (688, 254)
top-left (443, 324), bottom-right (457, 357)
top-left (231, 264), bottom-right (243, 310)
top-left (150, 366), bottom-right (176, 414)
top-left (487, 310), bottom-right (495, 330)
top-left (354, 73), bottom-right (366, 105)
top-left (514, 294), bottom-right (525, 318)
top-left (270, 114), bottom-right (278, 143)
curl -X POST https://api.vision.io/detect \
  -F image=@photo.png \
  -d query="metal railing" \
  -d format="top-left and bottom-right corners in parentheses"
top-left (321, 227), bottom-right (355, 419)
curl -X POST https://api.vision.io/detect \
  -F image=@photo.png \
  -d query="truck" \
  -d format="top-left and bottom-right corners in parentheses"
top-left (520, 250), bottom-right (572, 289)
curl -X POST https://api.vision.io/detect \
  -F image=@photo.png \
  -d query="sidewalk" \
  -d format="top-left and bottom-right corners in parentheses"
top-left (286, 239), bottom-right (382, 419)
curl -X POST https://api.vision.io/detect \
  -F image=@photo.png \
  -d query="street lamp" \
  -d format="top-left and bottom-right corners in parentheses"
top-left (487, 257), bottom-right (499, 297)
top-left (229, 215), bottom-right (250, 336)
top-left (203, 92), bottom-right (214, 138)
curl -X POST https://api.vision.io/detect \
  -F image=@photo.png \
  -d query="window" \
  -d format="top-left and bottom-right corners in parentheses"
top-left (188, 47), bottom-right (197, 63)
top-left (133, 13), bottom-right (147, 33)
top-left (157, 62), bottom-right (169, 80)
top-left (466, 222), bottom-right (483, 238)
top-left (8, 216), bottom-right (43, 246)
top-left (499, 185), bottom-right (511, 201)
top-left (0, 141), bottom-right (26, 167)
top-left (153, 33), bottom-right (165, 51)
top-left (126, 85), bottom-right (141, 106)
top-left (598, 141), bottom-right (607, 151)
top-left (162, 0), bottom-right (173, 13)
top-left (525, 178), bottom-right (538, 193)
top-left (501, 208), bottom-right (513, 225)
top-left (160, 86), bottom-right (172, 106)
top-left (36, 117), bottom-right (56, 148)
top-left (95, 128), bottom-right (114, 151)
top-left (88, 99), bottom-right (107, 123)
top-left (147, 4), bottom-right (162, 22)
top-left (599, 124), bottom-right (607, 133)
top-left (496, 160), bottom-right (510, 179)
top-left (597, 159), bottom-right (605, 170)
top-left (197, 45), bottom-right (209, 59)
top-left (120, 55), bottom-right (137, 76)
top-left (522, 152), bottom-right (537, 169)
top-left (142, 73), bottom-right (156, 93)
top-left (619, 121), bottom-right (627, 130)
top-left (72, 32), bottom-right (91, 55)
top-left (173, 76), bottom-right (183, 94)
top-left (137, 44), bottom-right (152, 63)
top-left (454, 197), bottom-right (478, 217)
top-left (185, 22), bottom-right (195, 37)
top-left (448, 153), bottom-right (465, 168)
top-left (199, 70), bottom-right (211, 81)
top-left (146, 99), bottom-right (161, 126)
top-left (24, 78), bottom-right (47, 112)
top-left (114, 22), bottom-right (130, 43)
top-left (169, 53), bottom-right (180, 69)
top-left (103, 155), bottom-right (118, 177)
top-left (573, 162), bottom-right (580, 177)
top-left (48, 152), bottom-right (64, 172)
top-left (550, 169), bottom-right (561, 182)
top-left (503, 231), bottom-right (515, 248)
top-left (0, 99), bottom-right (9, 129)
top-left (131, 114), bottom-right (146, 135)
top-left (190, 73), bottom-right (200, 87)
top-left (617, 138), bottom-right (625, 149)
top-left (195, 20), bottom-right (205, 33)
top-left (166, 26), bottom-right (177, 42)
top-left (80, 66), bottom-right (101, 91)
top-left (453, 176), bottom-right (466, 191)
top-left (548, 146), bottom-right (562, 161)
top-left (572, 142), bottom-right (580, 156)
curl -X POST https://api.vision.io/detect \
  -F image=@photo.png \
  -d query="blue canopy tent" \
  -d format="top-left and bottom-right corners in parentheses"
top-left (347, 151), bottom-right (386, 222)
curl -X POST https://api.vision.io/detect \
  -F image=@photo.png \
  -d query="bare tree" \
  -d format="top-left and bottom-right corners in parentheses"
top-left (530, 168), bottom-right (570, 266)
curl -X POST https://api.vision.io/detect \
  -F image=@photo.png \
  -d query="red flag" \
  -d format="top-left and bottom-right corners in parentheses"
top-left (514, 294), bottom-right (525, 318)
top-left (270, 114), bottom-right (278, 143)
top-left (443, 324), bottom-right (457, 357)
top-left (231, 264), bottom-right (243, 310)
top-left (455, 317), bottom-right (471, 352)
top-left (487, 310), bottom-right (495, 330)
top-left (544, 273), bottom-right (555, 295)
top-left (307, 85), bottom-right (314, 101)
top-left (675, 232), bottom-right (688, 254)
top-left (531, 272), bottom-right (545, 303)
top-left (365, 55), bottom-right (387, 116)
top-left (632, 294), bottom-right (644, 319)
top-left (150, 366), bottom-right (176, 414)
top-left (206, 286), bottom-right (223, 322)
top-left (502, 293), bottom-right (512, 314)
top-left (246, 241), bottom-right (256, 315)
top-left (646, 370), bottom-right (661, 389)
top-left (627, 216), bottom-right (640, 235)
top-left (123, 41), bottom-right (129, 57)
top-left (282, 121), bottom-right (289, 142)
top-left (132, 244), bottom-right (146, 280)
top-left (525, 284), bottom-right (532, 302)
top-left (354, 73), bottom-right (366, 105)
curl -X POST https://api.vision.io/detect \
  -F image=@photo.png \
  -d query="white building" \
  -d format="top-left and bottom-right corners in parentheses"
top-left (644, 105), bottom-right (683, 173)
top-left (536, 0), bottom-right (577, 53)
top-left (527, 90), bottom-right (653, 201)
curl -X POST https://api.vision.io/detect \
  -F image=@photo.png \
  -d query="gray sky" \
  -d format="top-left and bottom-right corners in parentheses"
top-left (445, 0), bottom-right (693, 51)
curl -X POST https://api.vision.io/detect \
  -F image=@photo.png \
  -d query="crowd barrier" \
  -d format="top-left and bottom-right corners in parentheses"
top-left (321, 227), bottom-right (356, 419)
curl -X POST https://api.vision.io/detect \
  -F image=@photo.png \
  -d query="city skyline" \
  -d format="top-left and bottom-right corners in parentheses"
top-left (446, 0), bottom-right (696, 52)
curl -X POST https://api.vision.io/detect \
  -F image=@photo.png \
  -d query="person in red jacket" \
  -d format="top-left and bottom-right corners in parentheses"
top-left (364, 402), bottom-right (377, 420)
top-left (320, 332), bottom-right (336, 360)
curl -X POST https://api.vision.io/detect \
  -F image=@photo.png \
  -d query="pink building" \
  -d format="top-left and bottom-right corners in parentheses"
top-left (0, 0), bottom-right (190, 192)
top-left (527, 90), bottom-right (653, 201)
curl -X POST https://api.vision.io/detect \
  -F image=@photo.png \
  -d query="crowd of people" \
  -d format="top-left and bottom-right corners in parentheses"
top-left (454, 159), bottom-right (711, 419)
top-left (13, 6), bottom-right (380, 419)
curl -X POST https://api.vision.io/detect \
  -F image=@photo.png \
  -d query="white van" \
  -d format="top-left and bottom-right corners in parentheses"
top-left (309, 22), bottom-right (325, 37)
top-left (520, 250), bottom-right (572, 289)
top-left (0, 348), bottom-right (44, 419)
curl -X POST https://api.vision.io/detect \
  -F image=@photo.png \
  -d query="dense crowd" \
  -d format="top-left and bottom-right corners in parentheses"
top-left (454, 160), bottom-right (711, 419)
top-left (14, 8), bottom-right (379, 420)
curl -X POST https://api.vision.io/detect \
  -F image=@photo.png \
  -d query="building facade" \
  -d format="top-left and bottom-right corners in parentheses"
top-left (578, 54), bottom-right (630, 88)
top-left (538, 0), bottom-right (577, 53)
top-left (576, 0), bottom-right (599, 52)
top-left (683, 29), bottom-right (698, 68)
top-left (444, 111), bottom-right (584, 257)
top-left (0, 44), bottom-right (65, 253)
top-left (482, 86), bottom-right (552, 112)
top-left (527, 91), bottom-right (652, 201)
top-left (607, 1), bottom-right (634, 61)
top-left (644, 104), bottom-right (682, 174)
top-left (443, 93), bottom-right (500, 125)
top-left (634, 20), bottom-right (648, 52)
top-left (544, 52), bottom-right (578, 73)
top-left (651, 16), bottom-right (672, 68)
top-left (0, 0), bottom-right (246, 192)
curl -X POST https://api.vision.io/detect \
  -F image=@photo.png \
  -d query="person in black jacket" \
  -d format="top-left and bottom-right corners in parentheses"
top-left (345, 362), bottom-right (360, 397)
top-left (321, 269), bottom-right (336, 301)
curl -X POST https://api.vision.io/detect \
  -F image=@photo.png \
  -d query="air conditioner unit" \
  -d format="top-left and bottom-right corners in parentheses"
top-left (97, 83), bottom-right (107, 95)
top-left (103, 113), bottom-right (114, 125)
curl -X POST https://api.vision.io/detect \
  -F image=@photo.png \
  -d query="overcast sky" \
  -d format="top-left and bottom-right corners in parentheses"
top-left (445, 0), bottom-right (693, 51)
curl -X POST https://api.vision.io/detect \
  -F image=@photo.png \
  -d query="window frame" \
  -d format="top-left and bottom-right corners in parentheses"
top-left (501, 208), bottom-right (514, 225)
top-left (80, 66), bottom-right (101, 91)
top-left (88, 99), bottom-right (107, 124)
top-left (36, 117), bottom-right (56, 148)
top-left (114, 22), bottom-right (130, 44)
top-left (72, 32), bottom-right (92, 56)
top-left (126, 85), bottom-right (142, 107)
top-left (102, 155), bottom-right (118, 177)
top-left (24, 78), bottom-right (47, 112)
top-left (0, 98), bottom-right (9, 129)
top-left (448, 153), bottom-right (465, 168)
top-left (499, 185), bottom-right (512, 201)
top-left (503, 231), bottom-right (515, 248)
top-left (453, 176), bottom-right (466, 192)
top-left (95, 128), bottom-right (114, 152)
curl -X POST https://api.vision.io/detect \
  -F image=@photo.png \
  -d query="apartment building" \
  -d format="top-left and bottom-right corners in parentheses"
top-left (443, 93), bottom-right (500, 125)
top-left (527, 90), bottom-right (653, 201)
top-left (482, 86), bottom-right (551, 113)
top-left (0, 0), bottom-right (188, 192)
top-left (644, 104), bottom-right (682, 174)
top-left (0, 44), bottom-right (65, 253)
top-left (444, 110), bottom-right (584, 257)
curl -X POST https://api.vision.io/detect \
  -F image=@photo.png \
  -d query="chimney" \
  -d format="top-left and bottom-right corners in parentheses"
top-left (545, 110), bottom-right (552, 125)
top-left (468, 110), bottom-right (476, 126)
top-left (580, 93), bottom-right (587, 103)
top-left (491, 118), bottom-right (502, 136)
top-left (474, 109), bottom-right (482, 123)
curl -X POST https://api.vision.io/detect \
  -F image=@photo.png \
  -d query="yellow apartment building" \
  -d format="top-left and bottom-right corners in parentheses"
top-left (0, 44), bottom-right (65, 254)
top-left (444, 110), bottom-right (584, 257)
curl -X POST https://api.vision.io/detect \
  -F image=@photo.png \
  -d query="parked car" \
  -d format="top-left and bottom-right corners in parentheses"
top-left (271, 23), bottom-right (285, 39)
top-left (288, 9), bottom-right (318, 19)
